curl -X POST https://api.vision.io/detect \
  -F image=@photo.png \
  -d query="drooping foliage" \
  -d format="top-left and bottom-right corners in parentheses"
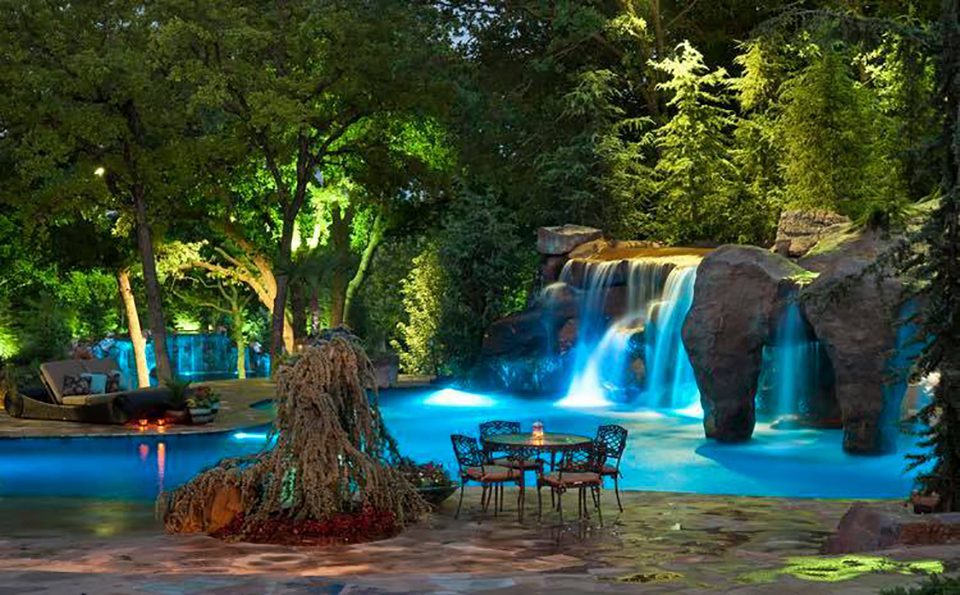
top-left (160, 334), bottom-right (427, 537)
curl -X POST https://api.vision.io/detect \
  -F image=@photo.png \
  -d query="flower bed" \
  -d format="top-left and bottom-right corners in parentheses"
top-left (212, 507), bottom-right (399, 545)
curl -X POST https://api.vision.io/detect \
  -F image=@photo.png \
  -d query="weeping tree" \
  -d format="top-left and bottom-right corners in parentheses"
top-left (160, 334), bottom-right (427, 537)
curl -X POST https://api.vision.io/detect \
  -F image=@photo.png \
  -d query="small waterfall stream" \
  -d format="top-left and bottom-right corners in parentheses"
top-left (756, 299), bottom-right (830, 421)
top-left (642, 266), bottom-right (699, 410)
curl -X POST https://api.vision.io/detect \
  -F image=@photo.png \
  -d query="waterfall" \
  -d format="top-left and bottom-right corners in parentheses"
top-left (641, 266), bottom-right (699, 410)
top-left (554, 258), bottom-right (698, 409)
top-left (95, 333), bottom-right (270, 386)
top-left (757, 300), bottom-right (825, 419)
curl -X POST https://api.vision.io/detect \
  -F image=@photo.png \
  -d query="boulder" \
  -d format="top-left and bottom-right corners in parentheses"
top-left (557, 319), bottom-right (579, 353)
top-left (481, 310), bottom-right (551, 357)
top-left (172, 481), bottom-right (244, 534)
top-left (540, 254), bottom-right (569, 285)
top-left (682, 245), bottom-right (806, 442)
top-left (800, 231), bottom-right (906, 454)
top-left (824, 502), bottom-right (960, 553)
top-left (773, 210), bottom-right (852, 258)
top-left (536, 224), bottom-right (603, 256)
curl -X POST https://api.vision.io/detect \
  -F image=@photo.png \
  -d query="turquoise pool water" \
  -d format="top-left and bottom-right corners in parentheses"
top-left (0, 387), bottom-right (923, 501)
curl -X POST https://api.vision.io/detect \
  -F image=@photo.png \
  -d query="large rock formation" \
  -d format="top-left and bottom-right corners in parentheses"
top-left (824, 503), bottom-right (960, 553)
top-left (800, 230), bottom-right (907, 454)
top-left (682, 246), bottom-right (805, 442)
top-left (536, 224), bottom-right (603, 256)
top-left (773, 210), bottom-right (852, 258)
top-left (535, 225), bottom-right (603, 287)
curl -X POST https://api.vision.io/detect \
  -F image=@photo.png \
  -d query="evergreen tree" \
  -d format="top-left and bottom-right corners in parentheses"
top-left (901, 0), bottom-right (960, 512)
top-left (651, 41), bottom-right (739, 244)
top-left (776, 43), bottom-right (881, 219)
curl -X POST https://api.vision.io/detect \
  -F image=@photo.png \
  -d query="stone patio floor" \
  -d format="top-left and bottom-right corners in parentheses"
top-left (1, 379), bottom-right (957, 593)
top-left (0, 490), bottom-right (957, 594)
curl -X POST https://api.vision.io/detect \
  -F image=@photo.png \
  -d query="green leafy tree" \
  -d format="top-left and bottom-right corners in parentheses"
top-left (651, 41), bottom-right (740, 243)
top-left (394, 242), bottom-right (445, 375)
top-left (157, 0), bottom-right (454, 364)
top-left (435, 187), bottom-right (531, 373)
top-left (0, 0), bottom-right (217, 382)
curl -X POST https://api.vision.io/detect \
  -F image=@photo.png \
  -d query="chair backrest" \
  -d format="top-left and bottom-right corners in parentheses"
top-left (559, 442), bottom-right (605, 479)
top-left (450, 434), bottom-right (484, 469)
top-left (596, 424), bottom-right (628, 463)
top-left (479, 420), bottom-right (521, 438)
top-left (39, 360), bottom-right (87, 403)
top-left (82, 357), bottom-right (120, 375)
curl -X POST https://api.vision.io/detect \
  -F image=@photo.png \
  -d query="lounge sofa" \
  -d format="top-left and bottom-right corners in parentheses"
top-left (3, 358), bottom-right (171, 424)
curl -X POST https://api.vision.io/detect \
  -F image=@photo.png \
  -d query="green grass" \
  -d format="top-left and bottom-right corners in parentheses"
top-left (739, 555), bottom-right (944, 584)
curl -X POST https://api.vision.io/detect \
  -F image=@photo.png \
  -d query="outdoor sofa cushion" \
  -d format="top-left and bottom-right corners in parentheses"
top-left (62, 393), bottom-right (118, 406)
top-left (40, 358), bottom-right (126, 404)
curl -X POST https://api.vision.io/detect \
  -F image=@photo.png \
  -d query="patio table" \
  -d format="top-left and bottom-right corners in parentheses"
top-left (481, 432), bottom-right (593, 469)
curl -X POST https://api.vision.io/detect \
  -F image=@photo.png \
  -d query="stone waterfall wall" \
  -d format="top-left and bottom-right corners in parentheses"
top-left (682, 228), bottom-right (915, 454)
top-left (681, 246), bottom-right (807, 442)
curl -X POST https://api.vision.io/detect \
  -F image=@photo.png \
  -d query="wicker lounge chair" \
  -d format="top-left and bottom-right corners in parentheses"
top-left (3, 358), bottom-right (171, 424)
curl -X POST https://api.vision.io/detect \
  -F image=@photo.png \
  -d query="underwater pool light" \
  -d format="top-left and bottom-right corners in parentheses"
top-left (423, 388), bottom-right (497, 407)
top-left (232, 431), bottom-right (269, 441)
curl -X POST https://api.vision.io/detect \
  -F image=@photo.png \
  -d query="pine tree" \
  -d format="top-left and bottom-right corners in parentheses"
top-left (776, 43), bottom-right (880, 219)
top-left (651, 41), bottom-right (739, 244)
top-left (902, 0), bottom-right (960, 512)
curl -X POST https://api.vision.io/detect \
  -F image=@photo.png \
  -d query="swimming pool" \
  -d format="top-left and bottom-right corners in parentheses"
top-left (0, 387), bottom-right (924, 501)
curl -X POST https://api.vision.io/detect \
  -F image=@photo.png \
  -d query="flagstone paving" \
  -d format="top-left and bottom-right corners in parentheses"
top-left (0, 490), bottom-right (957, 594)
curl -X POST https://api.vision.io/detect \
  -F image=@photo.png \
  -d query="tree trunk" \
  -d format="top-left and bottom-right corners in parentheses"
top-left (310, 287), bottom-right (322, 335)
top-left (236, 338), bottom-right (247, 380)
top-left (290, 281), bottom-right (307, 342)
top-left (132, 186), bottom-right (173, 383)
top-left (343, 212), bottom-right (386, 326)
top-left (329, 204), bottom-right (354, 327)
top-left (269, 217), bottom-right (295, 366)
top-left (116, 268), bottom-right (150, 388)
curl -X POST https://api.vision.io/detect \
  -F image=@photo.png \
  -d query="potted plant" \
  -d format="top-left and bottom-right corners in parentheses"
top-left (163, 379), bottom-right (192, 424)
top-left (186, 393), bottom-right (217, 425)
top-left (397, 458), bottom-right (457, 506)
top-left (194, 385), bottom-right (220, 414)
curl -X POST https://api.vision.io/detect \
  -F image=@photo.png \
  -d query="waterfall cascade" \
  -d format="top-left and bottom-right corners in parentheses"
top-left (756, 297), bottom-right (838, 423)
top-left (552, 253), bottom-right (701, 410)
top-left (95, 334), bottom-right (270, 386)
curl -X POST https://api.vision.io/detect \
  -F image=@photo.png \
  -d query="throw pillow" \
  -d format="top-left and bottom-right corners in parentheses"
top-left (62, 374), bottom-right (91, 396)
top-left (84, 373), bottom-right (108, 394)
top-left (106, 370), bottom-right (124, 393)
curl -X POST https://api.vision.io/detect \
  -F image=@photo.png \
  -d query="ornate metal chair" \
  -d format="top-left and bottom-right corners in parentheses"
top-left (450, 434), bottom-right (522, 519)
top-left (595, 424), bottom-right (629, 511)
top-left (537, 442), bottom-right (605, 525)
top-left (479, 421), bottom-right (543, 509)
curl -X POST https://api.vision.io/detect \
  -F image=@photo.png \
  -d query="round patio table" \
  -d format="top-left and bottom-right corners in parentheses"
top-left (481, 432), bottom-right (593, 458)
